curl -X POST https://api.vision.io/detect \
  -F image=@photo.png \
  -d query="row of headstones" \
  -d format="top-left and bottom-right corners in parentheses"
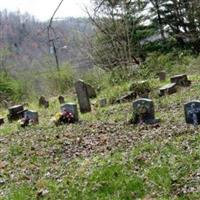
top-left (159, 73), bottom-right (191, 96)
top-left (131, 98), bottom-right (200, 125)
top-left (1, 98), bottom-right (199, 126)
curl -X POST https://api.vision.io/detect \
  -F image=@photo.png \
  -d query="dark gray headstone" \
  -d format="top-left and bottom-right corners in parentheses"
top-left (170, 74), bottom-right (191, 87)
top-left (132, 98), bottom-right (158, 124)
top-left (75, 80), bottom-right (91, 113)
top-left (61, 103), bottom-right (79, 121)
top-left (24, 110), bottom-right (39, 124)
top-left (58, 96), bottom-right (65, 104)
top-left (159, 83), bottom-right (177, 96)
top-left (158, 71), bottom-right (166, 81)
top-left (39, 96), bottom-right (49, 108)
top-left (0, 117), bottom-right (4, 126)
top-left (99, 98), bottom-right (107, 107)
top-left (7, 105), bottom-right (24, 122)
top-left (184, 101), bottom-right (200, 125)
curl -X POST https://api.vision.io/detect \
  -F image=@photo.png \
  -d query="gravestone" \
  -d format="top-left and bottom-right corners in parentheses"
top-left (24, 110), bottom-right (39, 124)
top-left (85, 83), bottom-right (97, 98)
top-left (7, 105), bottom-right (24, 122)
top-left (132, 98), bottom-right (159, 124)
top-left (99, 98), bottom-right (107, 107)
top-left (184, 101), bottom-right (200, 125)
top-left (158, 71), bottom-right (166, 81)
top-left (0, 117), bottom-right (4, 126)
top-left (39, 96), bottom-right (49, 108)
top-left (159, 83), bottom-right (177, 96)
top-left (61, 103), bottom-right (79, 121)
top-left (58, 95), bottom-right (65, 104)
top-left (170, 74), bottom-right (191, 87)
top-left (75, 80), bottom-right (91, 113)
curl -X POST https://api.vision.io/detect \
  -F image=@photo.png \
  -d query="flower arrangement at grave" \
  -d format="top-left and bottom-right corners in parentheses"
top-left (19, 116), bottom-right (37, 128)
top-left (52, 109), bottom-right (75, 126)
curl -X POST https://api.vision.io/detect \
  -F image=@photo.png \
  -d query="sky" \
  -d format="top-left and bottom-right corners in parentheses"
top-left (0, 0), bottom-right (91, 21)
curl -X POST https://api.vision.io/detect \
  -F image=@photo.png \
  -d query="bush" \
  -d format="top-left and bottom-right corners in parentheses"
top-left (0, 72), bottom-right (24, 101)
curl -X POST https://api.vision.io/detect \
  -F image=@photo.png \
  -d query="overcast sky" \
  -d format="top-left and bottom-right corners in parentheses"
top-left (0, 0), bottom-right (91, 21)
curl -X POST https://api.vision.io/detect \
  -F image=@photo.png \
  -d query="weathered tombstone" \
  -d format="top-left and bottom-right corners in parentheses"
top-left (85, 83), bottom-right (97, 98)
top-left (184, 101), bottom-right (200, 125)
top-left (7, 105), bottom-right (24, 122)
top-left (75, 80), bottom-right (91, 113)
top-left (170, 74), bottom-right (191, 87)
top-left (61, 103), bottom-right (79, 121)
top-left (99, 98), bottom-right (107, 107)
top-left (0, 117), bottom-right (4, 126)
top-left (24, 110), bottom-right (39, 124)
top-left (158, 71), bottom-right (166, 81)
top-left (132, 98), bottom-right (159, 124)
top-left (39, 96), bottom-right (49, 108)
top-left (58, 95), bottom-right (65, 104)
top-left (159, 83), bottom-right (177, 96)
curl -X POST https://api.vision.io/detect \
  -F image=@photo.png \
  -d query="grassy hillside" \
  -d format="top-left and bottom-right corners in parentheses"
top-left (0, 62), bottom-right (200, 199)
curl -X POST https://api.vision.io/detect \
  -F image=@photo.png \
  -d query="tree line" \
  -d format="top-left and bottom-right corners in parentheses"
top-left (89, 0), bottom-right (200, 69)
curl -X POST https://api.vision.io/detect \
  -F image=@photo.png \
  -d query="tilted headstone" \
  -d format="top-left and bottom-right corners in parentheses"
top-left (58, 95), bottom-right (65, 104)
top-left (24, 110), bottom-right (39, 124)
top-left (159, 83), bottom-right (177, 96)
top-left (0, 117), bottom-right (4, 126)
top-left (132, 98), bottom-right (159, 124)
top-left (170, 74), bottom-right (191, 87)
top-left (184, 101), bottom-right (200, 125)
top-left (158, 71), bottom-right (166, 81)
top-left (75, 80), bottom-right (91, 113)
top-left (99, 98), bottom-right (107, 107)
top-left (85, 83), bottom-right (97, 98)
top-left (61, 103), bottom-right (79, 121)
top-left (7, 105), bottom-right (24, 122)
top-left (115, 91), bottom-right (136, 104)
top-left (39, 96), bottom-right (49, 108)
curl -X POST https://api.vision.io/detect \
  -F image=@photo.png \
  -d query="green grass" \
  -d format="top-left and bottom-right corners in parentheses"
top-left (1, 65), bottom-right (200, 199)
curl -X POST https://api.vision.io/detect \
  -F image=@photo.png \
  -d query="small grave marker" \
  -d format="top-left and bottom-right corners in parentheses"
top-left (0, 117), bottom-right (4, 126)
top-left (170, 74), bottom-right (191, 87)
top-left (132, 98), bottom-right (159, 124)
top-left (184, 101), bottom-right (200, 125)
top-left (24, 110), bottom-right (39, 124)
top-left (75, 80), bottom-right (91, 113)
top-left (7, 105), bottom-right (24, 122)
top-left (99, 98), bottom-right (107, 107)
top-left (159, 83), bottom-right (177, 96)
top-left (39, 96), bottom-right (49, 108)
top-left (158, 71), bottom-right (166, 81)
top-left (58, 96), bottom-right (65, 104)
